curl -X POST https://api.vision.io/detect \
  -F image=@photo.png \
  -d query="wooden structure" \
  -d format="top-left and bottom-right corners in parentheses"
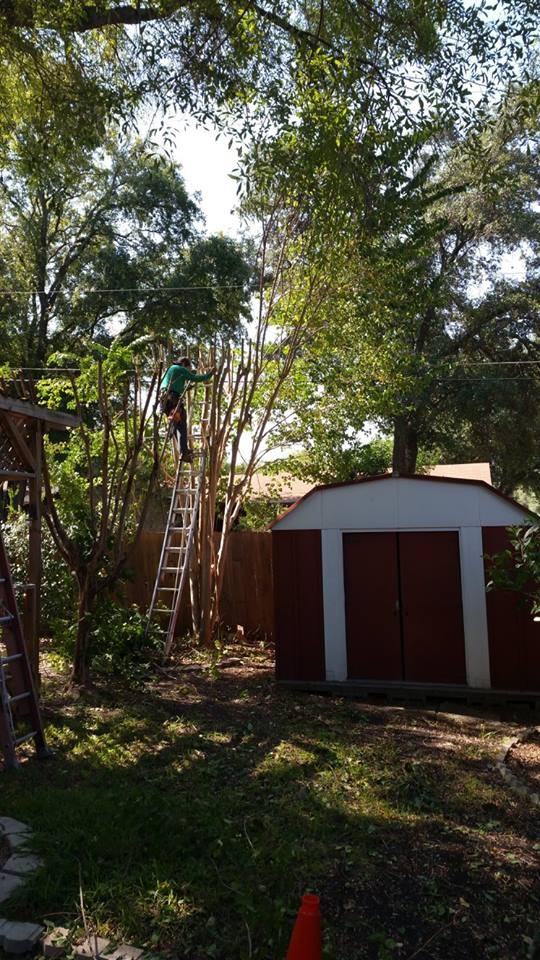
top-left (271, 474), bottom-right (540, 697)
top-left (128, 530), bottom-right (273, 637)
top-left (0, 528), bottom-right (51, 768)
top-left (0, 395), bottom-right (79, 674)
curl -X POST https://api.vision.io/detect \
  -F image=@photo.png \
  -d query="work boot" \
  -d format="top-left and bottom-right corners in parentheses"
top-left (181, 449), bottom-right (194, 464)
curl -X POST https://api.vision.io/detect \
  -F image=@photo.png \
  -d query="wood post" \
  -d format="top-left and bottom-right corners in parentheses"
top-left (22, 423), bottom-right (42, 681)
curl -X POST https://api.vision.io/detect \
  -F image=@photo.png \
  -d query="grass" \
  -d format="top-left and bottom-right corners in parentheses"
top-left (1, 647), bottom-right (539, 960)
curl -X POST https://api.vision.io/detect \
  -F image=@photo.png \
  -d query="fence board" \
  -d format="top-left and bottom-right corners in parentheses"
top-left (124, 531), bottom-right (273, 637)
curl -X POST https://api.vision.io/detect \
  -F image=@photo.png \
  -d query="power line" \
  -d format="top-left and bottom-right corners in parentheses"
top-left (438, 376), bottom-right (538, 382)
top-left (0, 284), bottom-right (247, 296)
top-left (450, 359), bottom-right (540, 366)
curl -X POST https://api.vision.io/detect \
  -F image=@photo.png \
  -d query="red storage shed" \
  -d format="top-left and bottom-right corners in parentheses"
top-left (271, 475), bottom-right (539, 696)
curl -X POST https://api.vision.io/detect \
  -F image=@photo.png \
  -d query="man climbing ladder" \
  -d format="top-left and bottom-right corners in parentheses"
top-left (160, 357), bottom-right (216, 462)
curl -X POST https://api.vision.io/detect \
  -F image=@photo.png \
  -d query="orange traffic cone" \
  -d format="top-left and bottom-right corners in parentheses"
top-left (286, 894), bottom-right (321, 960)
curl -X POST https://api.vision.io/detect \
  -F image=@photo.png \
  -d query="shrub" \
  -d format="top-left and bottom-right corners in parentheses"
top-left (82, 600), bottom-right (162, 684)
top-left (2, 512), bottom-right (161, 683)
top-left (1, 510), bottom-right (77, 633)
top-left (486, 523), bottom-right (540, 617)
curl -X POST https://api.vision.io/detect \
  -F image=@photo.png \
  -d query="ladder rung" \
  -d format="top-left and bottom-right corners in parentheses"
top-left (161, 566), bottom-right (182, 573)
top-left (9, 691), bottom-right (31, 705)
top-left (164, 547), bottom-right (187, 553)
top-left (157, 586), bottom-right (177, 592)
top-left (1, 653), bottom-right (23, 664)
top-left (13, 730), bottom-right (38, 746)
top-left (169, 526), bottom-right (190, 533)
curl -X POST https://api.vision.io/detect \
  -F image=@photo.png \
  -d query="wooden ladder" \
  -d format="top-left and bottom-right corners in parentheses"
top-left (0, 526), bottom-right (51, 770)
top-left (147, 390), bottom-right (209, 661)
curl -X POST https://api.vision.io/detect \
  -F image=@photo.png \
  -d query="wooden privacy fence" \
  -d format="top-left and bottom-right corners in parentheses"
top-left (124, 531), bottom-right (274, 637)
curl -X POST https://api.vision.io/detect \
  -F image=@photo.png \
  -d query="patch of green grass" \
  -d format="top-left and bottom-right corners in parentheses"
top-left (1, 682), bottom-right (376, 957)
top-left (1, 664), bottom-right (537, 960)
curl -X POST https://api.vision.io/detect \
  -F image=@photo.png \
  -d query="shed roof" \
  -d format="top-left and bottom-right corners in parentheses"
top-left (271, 473), bottom-right (536, 531)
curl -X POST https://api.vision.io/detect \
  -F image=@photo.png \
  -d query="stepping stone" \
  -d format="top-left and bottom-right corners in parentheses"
top-left (0, 872), bottom-right (25, 903)
top-left (4, 832), bottom-right (33, 851)
top-left (42, 927), bottom-right (70, 958)
top-left (2, 853), bottom-right (42, 876)
top-left (74, 936), bottom-right (111, 958)
top-left (0, 818), bottom-right (31, 837)
top-left (103, 946), bottom-right (144, 960)
top-left (0, 919), bottom-right (44, 954)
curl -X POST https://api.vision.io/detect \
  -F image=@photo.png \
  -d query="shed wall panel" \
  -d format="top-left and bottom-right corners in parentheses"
top-left (343, 533), bottom-right (402, 680)
top-left (483, 527), bottom-right (540, 690)
top-left (399, 531), bottom-right (466, 683)
top-left (273, 530), bottom-right (325, 681)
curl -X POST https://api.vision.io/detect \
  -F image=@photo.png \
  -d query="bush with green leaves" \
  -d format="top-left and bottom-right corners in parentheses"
top-left (486, 523), bottom-right (540, 617)
top-left (1, 510), bottom-right (77, 634)
top-left (52, 599), bottom-right (162, 685)
top-left (88, 600), bottom-right (162, 682)
top-left (2, 511), bottom-right (160, 683)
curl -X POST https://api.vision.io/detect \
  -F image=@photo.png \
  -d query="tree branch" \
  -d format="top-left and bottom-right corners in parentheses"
top-left (3, 0), bottom-right (333, 49)
top-left (2, 1), bottom-right (184, 33)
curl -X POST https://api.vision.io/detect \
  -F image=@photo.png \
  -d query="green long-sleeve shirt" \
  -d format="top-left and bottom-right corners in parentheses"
top-left (160, 364), bottom-right (213, 395)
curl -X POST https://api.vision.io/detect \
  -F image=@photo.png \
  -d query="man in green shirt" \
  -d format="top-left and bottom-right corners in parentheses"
top-left (160, 356), bottom-right (215, 462)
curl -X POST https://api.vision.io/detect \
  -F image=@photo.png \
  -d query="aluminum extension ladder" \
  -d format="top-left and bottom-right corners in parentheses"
top-left (0, 527), bottom-right (51, 770)
top-left (147, 391), bottom-right (209, 661)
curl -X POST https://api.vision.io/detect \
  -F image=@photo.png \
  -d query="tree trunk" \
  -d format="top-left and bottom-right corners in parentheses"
top-left (71, 575), bottom-right (96, 687)
top-left (198, 526), bottom-right (217, 648)
top-left (189, 545), bottom-right (201, 636)
top-left (392, 416), bottom-right (419, 474)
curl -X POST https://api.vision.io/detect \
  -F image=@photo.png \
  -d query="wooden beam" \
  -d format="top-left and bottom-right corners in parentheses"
top-left (0, 470), bottom-right (34, 482)
top-left (0, 412), bottom-right (37, 472)
top-left (26, 423), bottom-right (42, 681)
top-left (0, 395), bottom-right (79, 430)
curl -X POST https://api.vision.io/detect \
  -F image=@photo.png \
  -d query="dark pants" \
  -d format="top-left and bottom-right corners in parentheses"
top-left (163, 391), bottom-right (189, 455)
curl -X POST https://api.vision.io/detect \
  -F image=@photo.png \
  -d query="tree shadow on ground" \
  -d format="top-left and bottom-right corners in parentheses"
top-left (1, 664), bottom-right (539, 960)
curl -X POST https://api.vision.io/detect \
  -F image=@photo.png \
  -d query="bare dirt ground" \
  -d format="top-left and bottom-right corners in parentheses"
top-left (508, 729), bottom-right (540, 793)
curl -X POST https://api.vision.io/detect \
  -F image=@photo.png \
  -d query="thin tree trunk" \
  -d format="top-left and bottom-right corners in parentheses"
top-left (189, 543), bottom-right (201, 635)
top-left (71, 575), bottom-right (96, 687)
top-left (198, 526), bottom-right (217, 648)
top-left (392, 416), bottom-right (419, 474)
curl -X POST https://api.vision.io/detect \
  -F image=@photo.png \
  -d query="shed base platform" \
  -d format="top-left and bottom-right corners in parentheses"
top-left (278, 679), bottom-right (540, 707)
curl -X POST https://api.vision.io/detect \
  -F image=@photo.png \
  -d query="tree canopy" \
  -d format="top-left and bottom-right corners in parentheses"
top-left (0, 125), bottom-right (253, 367)
top-left (2, 0), bottom-right (539, 136)
top-left (263, 87), bottom-right (540, 493)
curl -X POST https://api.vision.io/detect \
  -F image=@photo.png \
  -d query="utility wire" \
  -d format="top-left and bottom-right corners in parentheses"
top-left (0, 284), bottom-right (247, 295)
top-left (6, 359), bottom-right (540, 372)
top-left (3, 372), bottom-right (538, 384)
top-left (449, 359), bottom-right (540, 366)
top-left (436, 376), bottom-right (539, 382)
